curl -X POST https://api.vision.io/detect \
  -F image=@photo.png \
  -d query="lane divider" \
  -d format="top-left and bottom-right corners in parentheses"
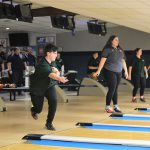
top-left (22, 134), bottom-right (150, 148)
top-left (76, 122), bottom-right (150, 132)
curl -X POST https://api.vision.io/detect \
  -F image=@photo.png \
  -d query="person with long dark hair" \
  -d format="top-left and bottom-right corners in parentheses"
top-left (93, 35), bottom-right (128, 113)
top-left (128, 48), bottom-right (148, 102)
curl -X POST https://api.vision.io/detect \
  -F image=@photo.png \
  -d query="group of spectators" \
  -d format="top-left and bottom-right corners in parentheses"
top-left (0, 47), bottom-right (36, 94)
top-left (0, 47), bottom-right (64, 90)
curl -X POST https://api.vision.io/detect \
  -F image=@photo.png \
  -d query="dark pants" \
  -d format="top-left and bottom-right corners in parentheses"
top-left (12, 70), bottom-right (24, 87)
top-left (8, 71), bottom-right (13, 83)
top-left (31, 86), bottom-right (57, 124)
top-left (132, 76), bottom-right (146, 97)
top-left (13, 70), bottom-right (24, 95)
top-left (103, 68), bottom-right (122, 106)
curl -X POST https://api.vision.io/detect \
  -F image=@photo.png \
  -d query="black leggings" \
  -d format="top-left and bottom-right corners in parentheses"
top-left (31, 86), bottom-right (57, 124)
top-left (132, 76), bottom-right (146, 97)
top-left (103, 68), bottom-right (122, 106)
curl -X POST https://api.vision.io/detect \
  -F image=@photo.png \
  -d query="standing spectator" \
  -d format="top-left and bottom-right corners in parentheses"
top-left (24, 47), bottom-right (36, 87)
top-left (93, 35), bottom-right (128, 113)
top-left (8, 48), bottom-right (26, 94)
top-left (128, 48), bottom-right (148, 102)
top-left (25, 47), bottom-right (36, 74)
top-left (0, 52), bottom-right (4, 78)
top-left (0, 50), bottom-right (7, 83)
top-left (7, 48), bottom-right (15, 83)
top-left (54, 53), bottom-right (64, 76)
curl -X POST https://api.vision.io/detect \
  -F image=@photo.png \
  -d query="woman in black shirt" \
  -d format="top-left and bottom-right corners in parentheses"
top-left (128, 48), bottom-right (148, 102)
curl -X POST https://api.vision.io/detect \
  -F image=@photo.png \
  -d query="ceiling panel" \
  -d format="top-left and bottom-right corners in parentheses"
top-left (13, 0), bottom-right (148, 33)
top-left (0, 16), bottom-right (114, 34)
top-left (1, 0), bottom-right (150, 33)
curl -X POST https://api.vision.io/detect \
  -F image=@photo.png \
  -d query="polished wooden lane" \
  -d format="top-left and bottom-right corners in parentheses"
top-left (0, 95), bottom-right (108, 147)
top-left (101, 119), bottom-right (150, 126)
top-left (0, 89), bottom-right (149, 149)
top-left (0, 143), bottom-right (91, 150)
top-left (53, 127), bottom-right (150, 141)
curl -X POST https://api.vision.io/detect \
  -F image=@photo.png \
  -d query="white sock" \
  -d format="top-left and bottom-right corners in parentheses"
top-left (114, 105), bottom-right (120, 109)
top-left (106, 105), bottom-right (111, 109)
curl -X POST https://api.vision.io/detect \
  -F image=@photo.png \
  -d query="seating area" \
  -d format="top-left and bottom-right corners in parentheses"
top-left (1, 77), bottom-right (134, 104)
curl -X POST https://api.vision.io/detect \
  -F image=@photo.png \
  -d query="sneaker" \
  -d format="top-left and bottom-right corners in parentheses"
top-left (132, 98), bottom-right (137, 103)
top-left (114, 107), bottom-right (122, 113)
top-left (140, 98), bottom-right (146, 102)
top-left (30, 108), bottom-right (38, 120)
top-left (105, 107), bottom-right (114, 113)
top-left (45, 123), bottom-right (56, 131)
